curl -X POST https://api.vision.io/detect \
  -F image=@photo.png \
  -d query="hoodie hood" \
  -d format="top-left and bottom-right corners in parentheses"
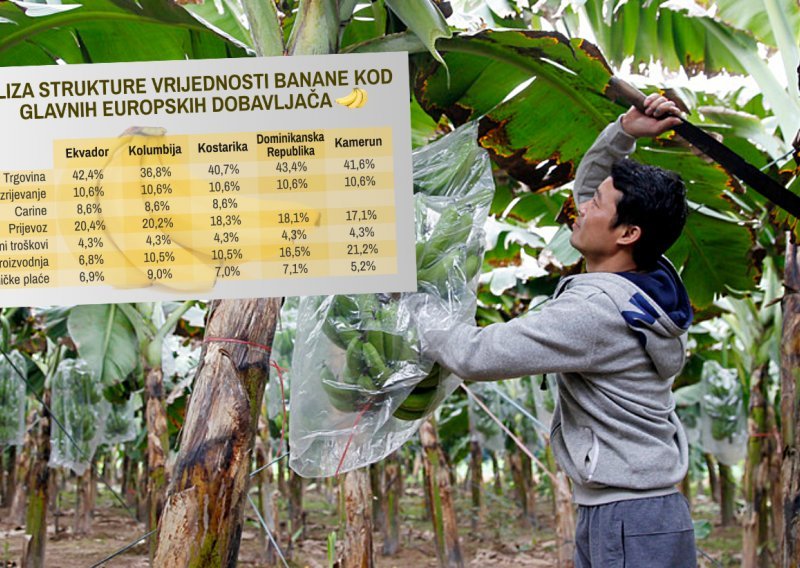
top-left (616, 257), bottom-right (693, 331)
top-left (557, 257), bottom-right (692, 379)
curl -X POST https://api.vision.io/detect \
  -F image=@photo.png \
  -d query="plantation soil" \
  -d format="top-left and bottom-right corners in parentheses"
top-left (0, 488), bottom-right (738, 566)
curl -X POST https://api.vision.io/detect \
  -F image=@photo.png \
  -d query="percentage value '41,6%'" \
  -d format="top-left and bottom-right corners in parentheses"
top-left (343, 158), bottom-right (375, 170)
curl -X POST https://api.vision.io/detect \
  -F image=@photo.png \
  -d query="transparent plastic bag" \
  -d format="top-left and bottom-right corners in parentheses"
top-left (0, 351), bottom-right (27, 446)
top-left (698, 360), bottom-right (746, 466)
top-left (289, 122), bottom-right (495, 477)
top-left (103, 396), bottom-right (138, 446)
top-left (267, 297), bottom-right (299, 422)
top-left (49, 359), bottom-right (110, 475)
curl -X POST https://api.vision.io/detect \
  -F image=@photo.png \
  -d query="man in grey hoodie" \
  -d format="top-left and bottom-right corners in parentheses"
top-left (418, 94), bottom-right (697, 567)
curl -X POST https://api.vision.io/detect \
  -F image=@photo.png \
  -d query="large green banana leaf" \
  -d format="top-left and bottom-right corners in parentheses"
top-left (0, 0), bottom-right (248, 66)
top-left (562, 0), bottom-right (800, 145)
top-left (412, 29), bottom-right (757, 308)
top-left (574, 0), bottom-right (747, 75)
top-left (67, 304), bottom-right (138, 386)
top-left (712, 0), bottom-right (800, 49)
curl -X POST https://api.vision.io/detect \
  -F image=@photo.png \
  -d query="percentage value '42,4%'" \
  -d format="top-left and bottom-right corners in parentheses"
top-left (72, 169), bottom-right (104, 181)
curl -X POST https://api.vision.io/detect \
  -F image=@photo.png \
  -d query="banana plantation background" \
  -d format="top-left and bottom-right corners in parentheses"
top-left (0, 0), bottom-right (799, 566)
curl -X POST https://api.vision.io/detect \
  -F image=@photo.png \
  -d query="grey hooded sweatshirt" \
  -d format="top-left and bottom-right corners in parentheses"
top-left (422, 118), bottom-right (692, 505)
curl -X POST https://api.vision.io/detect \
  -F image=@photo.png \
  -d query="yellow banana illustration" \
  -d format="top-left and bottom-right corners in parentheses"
top-left (356, 88), bottom-right (368, 107)
top-left (335, 89), bottom-right (359, 107)
top-left (335, 87), bottom-right (368, 109)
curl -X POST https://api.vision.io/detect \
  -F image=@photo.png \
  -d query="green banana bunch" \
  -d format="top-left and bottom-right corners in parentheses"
top-left (318, 204), bottom-right (483, 419)
top-left (417, 207), bottom-right (473, 271)
top-left (416, 207), bottom-right (483, 296)
top-left (321, 295), bottom-right (361, 349)
top-left (392, 363), bottom-right (450, 421)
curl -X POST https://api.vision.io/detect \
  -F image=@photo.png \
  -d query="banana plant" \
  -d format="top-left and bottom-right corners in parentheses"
top-left (0, 0), bottom-right (249, 65)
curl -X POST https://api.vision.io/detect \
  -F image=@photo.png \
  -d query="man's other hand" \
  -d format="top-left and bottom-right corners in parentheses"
top-left (621, 93), bottom-right (683, 138)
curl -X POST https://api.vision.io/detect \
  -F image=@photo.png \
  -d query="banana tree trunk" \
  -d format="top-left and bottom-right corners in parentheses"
top-left (719, 463), bottom-right (737, 527)
top-left (509, 452), bottom-right (528, 519)
top-left (74, 464), bottom-right (92, 535)
top-left (420, 418), bottom-right (464, 568)
top-left (705, 453), bottom-right (720, 503)
top-left (253, 426), bottom-right (271, 554)
top-left (468, 438), bottom-right (482, 531)
top-left (680, 471), bottom-right (692, 508)
top-left (10, 432), bottom-right (30, 526)
top-left (277, 456), bottom-right (287, 499)
top-left (521, 452), bottom-right (538, 529)
top-left (546, 442), bottom-right (575, 568)
top-left (23, 391), bottom-right (50, 568)
top-left (136, 461), bottom-right (148, 522)
top-left (154, 297), bottom-right (280, 567)
top-left (490, 451), bottom-right (502, 496)
top-left (121, 452), bottom-right (131, 506)
top-left (742, 365), bottom-right (778, 567)
top-left (370, 462), bottom-right (385, 534)
top-left (781, 240), bottom-right (800, 567)
top-left (0, 451), bottom-right (5, 504)
top-left (51, 470), bottom-right (60, 539)
top-left (342, 466), bottom-right (374, 568)
top-left (381, 452), bottom-right (401, 556)
top-left (269, 489), bottom-right (281, 566)
top-left (145, 366), bottom-right (170, 561)
top-left (288, 468), bottom-right (304, 550)
top-left (2, 446), bottom-right (15, 506)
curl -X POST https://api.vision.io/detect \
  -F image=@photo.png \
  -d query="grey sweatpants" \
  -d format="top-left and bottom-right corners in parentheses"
top-left (575, 492), bottom-right (697, 568)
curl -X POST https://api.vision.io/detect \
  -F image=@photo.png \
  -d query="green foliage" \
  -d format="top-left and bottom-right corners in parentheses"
top-left (412, 29), bottom-right (759, 307)
top-left (67, 304), bottom-right (138, 387)
top-left (0, 0), bottom-right (249, 65)
top-left (384, 0), bottom-right (451, 66)
top-left (49, 358), bottom-right (109, 475)
top-left (0, 350), bottom-right (27, 446)
top-left (702, 361), bottom-right (743, 442)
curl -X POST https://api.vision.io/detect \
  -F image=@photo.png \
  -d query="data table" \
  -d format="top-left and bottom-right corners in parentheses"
top-left (0, 53), bottom-right (414, 306)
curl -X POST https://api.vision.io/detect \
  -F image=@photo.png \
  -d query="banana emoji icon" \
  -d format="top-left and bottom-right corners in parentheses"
top-left (335, 87), bottom-right (368, 109)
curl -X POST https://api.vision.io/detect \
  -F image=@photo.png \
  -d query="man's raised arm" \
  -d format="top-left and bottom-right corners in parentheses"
top-left (573, 94), bottom-right (683, 205)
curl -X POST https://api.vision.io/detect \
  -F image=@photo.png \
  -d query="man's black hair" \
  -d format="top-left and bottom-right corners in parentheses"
top-left (610, 159), bottom-right (687, 270)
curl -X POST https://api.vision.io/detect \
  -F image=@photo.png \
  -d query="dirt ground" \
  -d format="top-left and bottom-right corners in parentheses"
top-left (0, 484), bottom-right (740, 567)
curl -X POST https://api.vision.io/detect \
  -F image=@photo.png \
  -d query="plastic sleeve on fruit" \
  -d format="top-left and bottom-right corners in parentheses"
top-left (288, 121), bottom-right (495, 477)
